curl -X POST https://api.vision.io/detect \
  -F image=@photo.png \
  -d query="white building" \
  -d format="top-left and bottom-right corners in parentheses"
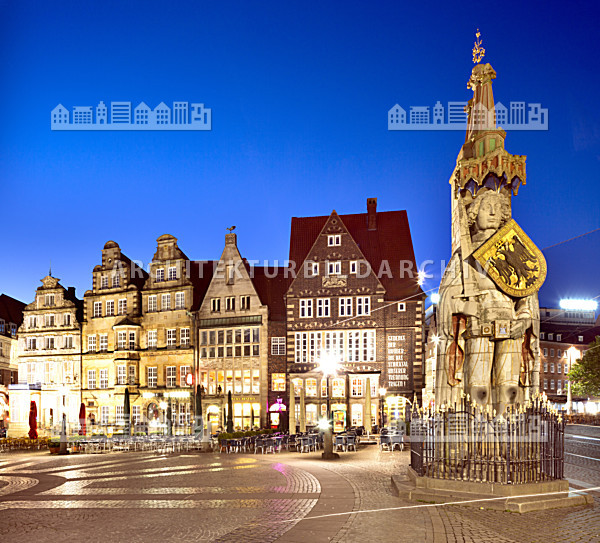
top-left (510, 101), bottom-right (526, 125)
top-left (51, 104), bottom-right (70, 126)
top-left (73, 106), bottom-right (93, 124)
top-left (173, 102), bottom-right (188, 124)
top-left (410, 106), bottom-right (430, 125)
top-left (447, 102), bottom-right (467, 124)
top-left (111, 102), bottom-right (131, 124)
top-left (134, 102), bottom-right (151, 125)
top-left (432, 101), bottom-right (444, 125)
top-left (96, 101), bottom-right (108, 124)
top-left (153, 102), bottom-right (171, 125)
top-left (388, 104), bottom-right (406, 128)
top-left (495, 102), bottom-right (508, 127)
top-left (190, 103), bottom-right (211, 128)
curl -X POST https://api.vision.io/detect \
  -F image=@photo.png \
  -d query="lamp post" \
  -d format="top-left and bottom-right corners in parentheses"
top-left (318, 353), bottom-right (340, 460)
top-left (379, 387), bottom-right (387, 432)
top-left (566, 346), bottom-right (580, 415)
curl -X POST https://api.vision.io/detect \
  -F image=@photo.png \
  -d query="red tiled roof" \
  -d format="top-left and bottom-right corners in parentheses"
top-left (250, 267), bottom-right (291, 322)
top-left (189, 261), bottom-right (216, 311)
top-left (289, 210), bottom-right (423, 300)
top-left (0, 294), bottom-right (26, 327)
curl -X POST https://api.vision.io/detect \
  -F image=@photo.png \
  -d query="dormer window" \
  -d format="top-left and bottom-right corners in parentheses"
top-left (548, 333), bottom-right (553, 341)
top-left (168, 266), bottom-right (177, 280)
top-left (327, 261), bottom-right (341, 275)
top-left (328, 235), bottom-right (341, 246)
top-left (45, 294), bottom-right (55, 306)
top-left (112, 273), bottom-right (121, 288)
top-left (156, 269), bottom-right (165, 282)
top-left (100, 276), bottom-right (108, 289)
top-left (556, 334), bottom-right (562, 342)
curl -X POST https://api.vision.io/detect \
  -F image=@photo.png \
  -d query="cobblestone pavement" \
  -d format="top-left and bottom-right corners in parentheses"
top-left (1, 445), bottom-right (600, 542)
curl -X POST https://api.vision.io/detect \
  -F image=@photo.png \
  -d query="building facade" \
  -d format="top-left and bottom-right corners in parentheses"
top-left (81, 241), bottom-right (147, 431)
top-left (10, 277), bottom-right (80, 437)
top-left (0, 294), bottom-right (25, 433)
top-left (286, 198), bottom-right (425, 432)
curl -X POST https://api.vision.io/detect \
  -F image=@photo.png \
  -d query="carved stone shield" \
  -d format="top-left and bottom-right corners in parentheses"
top-left (472, 219), bottom-right (547, 297)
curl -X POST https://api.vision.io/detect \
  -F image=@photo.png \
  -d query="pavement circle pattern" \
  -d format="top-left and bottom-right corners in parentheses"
top-left (0, 446), bottom-right (598, 542)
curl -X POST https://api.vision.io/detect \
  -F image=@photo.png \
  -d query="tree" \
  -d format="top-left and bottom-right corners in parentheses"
top-left (567, 336), bottom-right (600, 397)
top-left (226, 391), bottom-right (234, 433)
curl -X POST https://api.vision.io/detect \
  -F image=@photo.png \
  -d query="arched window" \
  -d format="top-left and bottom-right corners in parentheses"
top-left (351, 404), bottom-right (363, 427)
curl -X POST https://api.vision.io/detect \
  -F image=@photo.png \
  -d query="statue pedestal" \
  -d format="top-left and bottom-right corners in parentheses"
top-left (392, 467), bottom-right (592, 513)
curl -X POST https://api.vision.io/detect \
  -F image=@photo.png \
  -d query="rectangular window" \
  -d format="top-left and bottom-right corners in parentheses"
top-left (128, 365), bottom-right (136, 385)
top-left (548, 333), bottom-right (554, 341)
top-left (550, 349), bottom-right (555, 357)
top-left (44, 314), bottom-right (55, 327)
top-left (100, 276), bottom-right (108, 289)
top-left (64, 335), bottom-right (73, 349)
top-left (240, 295), bottom-right (250, 310)
top-left (309, 262), bottom-right (319, 277)
top-left (540, 332), bottom-right (545, 340)
top-left (557, 349), bottom-right (562, 358)
top-left (112, 273), bottom-right (121, 288)
top-left (147, 330), bottom-right (157, 348)
top-left (45, 337), bottom-right (55, 350)
top-left (168, 266), bottom-right (177, 280)
top-left (166, 366), bottom-right (176, 387)
top-left (44, 294), bottom-right (55, 306)
top-left (93, 301), bottom-right (102, 317)
top-left (550, 363), bottom-right (555, 373)
top-left (544, 362), bottom-right (548, 372)
top-left (101, 406), bottom-right (110, 425)
top-left (300, 299), bottom-right (313, 318)
top-left (271, 337), bottom-right (286, 355)
top-left (306, 378), bottom-right (317, 397)
top-left (225, 296), bottom-right (235, 311)
top-left (156, 269), bottom-right (165, 282)
top-left (180, 365), bottom-right (191, 387)
top-left (339, 297), bottom-right (352, 317)
top-left (162, 293), bottom-right (171, 311)
top-left (88, 369), bottom-right (96, 389)
top-left (181, 328), bottom-right (190, 346)
top-left (328, 234), bottom-right (341, 246)
top-left (397, 302), bottom-right (406, 312)
top-left (356, 296), bottom-right (370, 316)
top-left (317, 298), bottom-right (330, 317)
top-left (211, 298), bottom-right (220, 312)
top-left (327, 261), bottom-right (341, 275)
top-left (167, 329), bottom-right (177, 346)
top-left (99, 369), bottom-right (108, 389)
top-left (117, 331), bottom-right (127, 350)
top-left (87, 335), bottom-right (96, 352)
top-left (252, 370), bottom-right (260, 394)
top-left (543, 348), bottom-right (548, 357)
top-left (27, 337), bottom-right (36, 350)
top-left (349, 261), bottom-right (358, 274)
top-left (129, 331), bottom-right (135, 350)
top-left (148, 295), bottom-right (157, 312)
top-left (332, 378), bottom-right (345, 398)
top-left (117, 365), bottom-right (126, 385)
top-left (557, 334), bottom-right (562, 342)
top-left (64, 313), bottom-right (71, 326)
top-left (558, 363), bottom-right (562, 373)
top-left (118, 299), bottom-right (127, 315)
top-left (543, 379), bottom-right (548, 390)
top-left (557, 379), bottom-right (562, 391)
top-left (147, 367), bottom-right (157, 388)
top-left (106, 300), bottom-right (114, 316)
top-left (99, 334), bottom-right (108, 352)
top-left (132, 405), bottom-right (140, 423)
top-left (351, 377), bottom-right (363, 397)
top-left (271, 373), bottom-right (286, 391)
top-left (115, 405), bottom-right (124, 424)
top-left (175, 292), bottom-right (185, 309)
top-left (550, 379), bottom-right (555, 390)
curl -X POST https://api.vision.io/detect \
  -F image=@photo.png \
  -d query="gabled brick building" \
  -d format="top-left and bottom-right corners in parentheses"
top-left (285, 198), bottom-right (425, 432)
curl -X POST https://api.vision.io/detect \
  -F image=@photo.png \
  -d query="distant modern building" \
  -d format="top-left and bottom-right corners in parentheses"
top-left (410, 106), bottom-right (430, 124)
top-left (73, 106), bottom-right (93, 124)
top-left (388, 105), bottom-right (406, 128)
top-left (134, 102), bottom-right (151, 125)
top-left (153, 102), bottom-right (171, 125)
top-left (495, 101), bottom-right (508, 127)
top-left (173, 102), bottom-right (188, 124)
top-left (96, 101), bottom-right (107, 124)
top-left (111, 102), bottom-right (131, 124)
top-left (51, 104), bottom-right (69, 126)
top-left (432, 101), bottom-right (444, 125)
top-left (510, 101), bottom-right (526, 125)
top-left (447, 102), bottom-right (467, 124)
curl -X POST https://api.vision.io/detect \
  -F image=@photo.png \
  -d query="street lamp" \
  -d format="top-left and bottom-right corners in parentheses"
top-left (317, 352), bottom-right (340, 460)
top-left (379, 387), bottom-right (386, 432)
top-left (567, 346), bottom-right (580, 415)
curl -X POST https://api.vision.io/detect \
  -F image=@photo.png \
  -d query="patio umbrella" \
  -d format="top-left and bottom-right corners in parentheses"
top-left (364, 378), bottom-right (372, 432)
top-left (299, 386), bottom-right (306, 433)
top-left (78, 403), bottom-right (86, 435)
top-left (28, 401), bottom-right (38, 440)
top-left (289, 386), bottom-right (296, 433)
top-left (195, 384), bottom-right (203, 435)
top-left (124, 388), bottom-right (131, 436)
top-left (226, 391), bottom-right (234, 433)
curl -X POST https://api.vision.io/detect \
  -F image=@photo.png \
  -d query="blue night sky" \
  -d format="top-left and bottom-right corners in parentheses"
top-left (1, 1), bottom-right (599, 309)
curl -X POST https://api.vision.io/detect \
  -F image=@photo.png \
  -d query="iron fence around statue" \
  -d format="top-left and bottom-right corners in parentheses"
top-left (410, 395), bottom-right (564, 484)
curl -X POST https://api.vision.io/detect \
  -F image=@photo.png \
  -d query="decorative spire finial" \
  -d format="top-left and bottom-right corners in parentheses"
top-left (472, 29), bottom-right (485, 64)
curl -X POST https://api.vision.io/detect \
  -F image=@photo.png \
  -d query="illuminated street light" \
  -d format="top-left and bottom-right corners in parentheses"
top-left (417, 270), bottom-right (426, 286)
top-left (430, 293), bottom-right (440, 304)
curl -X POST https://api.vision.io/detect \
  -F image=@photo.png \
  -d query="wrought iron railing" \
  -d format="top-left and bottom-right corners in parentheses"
top-left (410, 395), bottom-right (564, 484)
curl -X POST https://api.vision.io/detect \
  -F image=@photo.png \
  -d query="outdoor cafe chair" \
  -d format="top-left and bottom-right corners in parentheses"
top-left (379, 434), bottom-right (391, 451)
top-left (254, 437), bottom-right (266, 454)
top-left (334, 435), bottom-right (346, 452)
top-left (390, 434), bottom-right (404, 451)
top-left (346, 435), bottom-right (357, 451)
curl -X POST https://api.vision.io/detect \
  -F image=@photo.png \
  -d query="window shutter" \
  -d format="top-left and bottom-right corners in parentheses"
top-left (163, 366), bottom-right (167, 387)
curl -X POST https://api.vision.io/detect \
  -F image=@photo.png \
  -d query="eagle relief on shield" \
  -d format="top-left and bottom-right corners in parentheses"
top-left (473, 219), bottom-right (547, 297)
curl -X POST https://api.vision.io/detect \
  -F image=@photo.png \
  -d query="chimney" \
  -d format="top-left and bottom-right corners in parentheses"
top-left (67, 286), bottom-right (76, 300)
top-left (367, 198), bottom-right (377, 230)
top-left (225, 233), bottom-right (237, 247)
